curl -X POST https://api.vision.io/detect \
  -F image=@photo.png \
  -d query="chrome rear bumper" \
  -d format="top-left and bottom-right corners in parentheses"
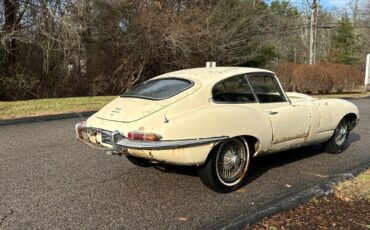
top-left (75, 121), bottom-right (228, 152)
top-left (116, 136), bottom-right (228, 150)
top-left (75, 121), bottom-right (125, 153)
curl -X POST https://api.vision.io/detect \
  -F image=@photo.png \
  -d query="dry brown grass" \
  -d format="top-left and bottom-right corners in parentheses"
top-left (334, 169), bottom-right (370, 202)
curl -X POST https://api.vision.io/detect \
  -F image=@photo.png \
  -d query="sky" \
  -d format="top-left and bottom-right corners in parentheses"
top-left (321, 0), bottom-right (350, 9)
top-left (266, 0), bottom-right (353, 13)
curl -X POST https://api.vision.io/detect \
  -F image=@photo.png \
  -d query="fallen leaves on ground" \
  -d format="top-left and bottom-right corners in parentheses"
top-left (176, 217), bottom-right (188, 222)
top-left (246, 169), bottom-right (370, 230)
top-left (245, 195), bottom-right (369, 230)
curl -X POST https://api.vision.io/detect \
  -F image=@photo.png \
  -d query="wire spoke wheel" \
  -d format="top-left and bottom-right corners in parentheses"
top-left (334, 121), bottom-right (348, 146)
top-left (323, 118), bottom-right (353, 154)
top-left (215, 138), bottom-right (249, 186)
top-left (198, 137), bottom-right (251, 192)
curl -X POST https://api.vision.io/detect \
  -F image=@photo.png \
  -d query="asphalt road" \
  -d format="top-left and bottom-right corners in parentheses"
top-left (1, 98), bottom-right (369, 229)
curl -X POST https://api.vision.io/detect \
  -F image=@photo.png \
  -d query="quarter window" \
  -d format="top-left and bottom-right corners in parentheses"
top-left (248, 75), bottom-right (286, 103)
top-left (212, 75), bottom-right (256, 103)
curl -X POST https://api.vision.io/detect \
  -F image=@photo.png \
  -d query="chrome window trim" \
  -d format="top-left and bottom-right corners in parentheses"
top-left (246, 73), bottom-right (289, 104)
top-left (210, 74), bottom-right (258, 104)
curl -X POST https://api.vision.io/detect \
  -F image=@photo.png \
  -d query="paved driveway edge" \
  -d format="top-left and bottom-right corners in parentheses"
top-left (205, 163), bottom-right (370, 230)
top-left (0, 111), bottom-right (96, 126)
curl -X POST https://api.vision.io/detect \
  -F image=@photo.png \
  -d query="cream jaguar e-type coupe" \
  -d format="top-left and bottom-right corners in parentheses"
top-left (75, 65), bottom-right (359, 192)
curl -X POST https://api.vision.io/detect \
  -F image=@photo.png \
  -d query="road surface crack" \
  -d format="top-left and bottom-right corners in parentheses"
top-left (0, 208), bottom-right (14, 228)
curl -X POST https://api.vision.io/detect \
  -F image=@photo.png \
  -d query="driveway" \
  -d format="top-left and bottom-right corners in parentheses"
top-left (0, 98), bottom-right (369, 229)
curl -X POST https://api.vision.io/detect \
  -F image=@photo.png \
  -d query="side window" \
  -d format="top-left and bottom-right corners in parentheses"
top-left (212, 75), bottom-right (256, 103)
top-left (248, 75), bottom-right (286, 103)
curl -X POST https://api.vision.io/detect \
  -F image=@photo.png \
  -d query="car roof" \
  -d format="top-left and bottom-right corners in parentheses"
top-left (154, 67), bottom-right (275, 85)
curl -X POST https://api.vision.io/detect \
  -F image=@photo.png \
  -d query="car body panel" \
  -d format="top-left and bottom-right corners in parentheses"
top-left (257, 102), bottom-right (312, 144)
top-left (77, 67), bottom-right (359, 165)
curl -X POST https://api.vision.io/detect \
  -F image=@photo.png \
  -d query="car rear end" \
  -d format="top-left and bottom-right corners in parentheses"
top-left (75, 77), bottom-right (222, 165)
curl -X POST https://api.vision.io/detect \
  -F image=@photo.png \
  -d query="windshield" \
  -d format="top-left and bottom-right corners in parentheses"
top-left (121, 78), bottom-right (193, 100)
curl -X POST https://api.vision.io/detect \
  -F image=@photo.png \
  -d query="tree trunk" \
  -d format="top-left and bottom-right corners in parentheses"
top-left (3, 0), bottom-right (18, 73)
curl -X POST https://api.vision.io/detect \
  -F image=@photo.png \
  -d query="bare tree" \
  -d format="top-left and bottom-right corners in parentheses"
top-left (0, 0), bottom-right (369, 100)
top-left (2, 0), bottom-right (29, 72)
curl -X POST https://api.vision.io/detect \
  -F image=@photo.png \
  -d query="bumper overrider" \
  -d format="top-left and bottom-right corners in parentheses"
top-left (75, 121), bottom-right (228, 154)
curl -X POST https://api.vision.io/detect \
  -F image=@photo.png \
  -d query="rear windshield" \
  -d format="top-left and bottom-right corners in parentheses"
top-left (121, 78), bottom-right (193, 100)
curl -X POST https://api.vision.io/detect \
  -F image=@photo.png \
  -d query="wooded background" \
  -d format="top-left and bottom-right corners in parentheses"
top-left (0, 0), bottom-right (369, 100)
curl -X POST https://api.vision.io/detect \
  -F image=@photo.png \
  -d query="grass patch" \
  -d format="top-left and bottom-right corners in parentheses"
top-left (0, 96), bottom-right (116, 119)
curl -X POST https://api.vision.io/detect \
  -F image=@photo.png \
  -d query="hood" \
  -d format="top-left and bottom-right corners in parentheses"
top-left (94, 83), bottom-right (200, 122)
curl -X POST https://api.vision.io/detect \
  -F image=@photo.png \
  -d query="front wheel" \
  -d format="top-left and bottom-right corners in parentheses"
top-left (323, 118), bottom-right (350, 154)
top-left (198, 138), bottom-right (250, 193)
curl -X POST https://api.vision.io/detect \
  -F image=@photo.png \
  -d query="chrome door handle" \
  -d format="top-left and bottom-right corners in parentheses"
top-left (267, 111), bottom-right (278, 115)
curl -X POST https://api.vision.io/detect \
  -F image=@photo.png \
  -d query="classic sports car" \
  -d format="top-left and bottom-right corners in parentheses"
top-left (75, 65), bottom-right (359, 192)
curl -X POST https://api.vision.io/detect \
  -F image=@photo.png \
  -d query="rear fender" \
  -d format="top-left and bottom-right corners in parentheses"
top-left (156, 105), bottom-right (272, 153)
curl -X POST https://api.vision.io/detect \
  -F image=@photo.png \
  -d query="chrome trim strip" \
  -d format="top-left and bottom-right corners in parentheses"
top-left (116, 136), bottom-right (228, 150)
top-left (245, 74), bottom-right (260, 103)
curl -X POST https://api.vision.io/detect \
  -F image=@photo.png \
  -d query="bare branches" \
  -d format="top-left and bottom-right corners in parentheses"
top-left (1, 0), bottom-right (370, 100)
top-left (15, 0), bottom-right (28, 25)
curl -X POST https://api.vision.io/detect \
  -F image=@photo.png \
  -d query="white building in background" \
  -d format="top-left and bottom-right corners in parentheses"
top-left (366, 54), bottom-right (370, 86)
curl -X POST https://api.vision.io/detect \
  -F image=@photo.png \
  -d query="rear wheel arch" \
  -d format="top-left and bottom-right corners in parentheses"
top-left (343, 113), bottom-right (358, 130)
top-left (203, 135), bottom-right (260, 165)
top-left (241, 135), bottom-right (261, 157)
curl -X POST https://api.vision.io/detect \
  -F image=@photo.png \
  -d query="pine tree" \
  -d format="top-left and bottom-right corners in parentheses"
top-left (332, 16), bottom-right (359, 65)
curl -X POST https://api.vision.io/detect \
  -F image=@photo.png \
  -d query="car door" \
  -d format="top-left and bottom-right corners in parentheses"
top-left (247, 74), bottom-right (312, 146)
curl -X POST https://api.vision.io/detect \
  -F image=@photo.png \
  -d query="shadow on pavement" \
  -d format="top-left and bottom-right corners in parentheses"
top-left (148, 133), bottom-right (361, 185)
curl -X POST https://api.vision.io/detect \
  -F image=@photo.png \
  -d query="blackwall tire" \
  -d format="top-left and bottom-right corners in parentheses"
top-left (323, 118), bottom-right (350, 154)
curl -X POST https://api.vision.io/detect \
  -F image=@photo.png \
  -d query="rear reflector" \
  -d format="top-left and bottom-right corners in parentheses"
top-left (127, 132), bottom-right (144, 140)
top-left (143, 133), bottom-right (161, 141)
